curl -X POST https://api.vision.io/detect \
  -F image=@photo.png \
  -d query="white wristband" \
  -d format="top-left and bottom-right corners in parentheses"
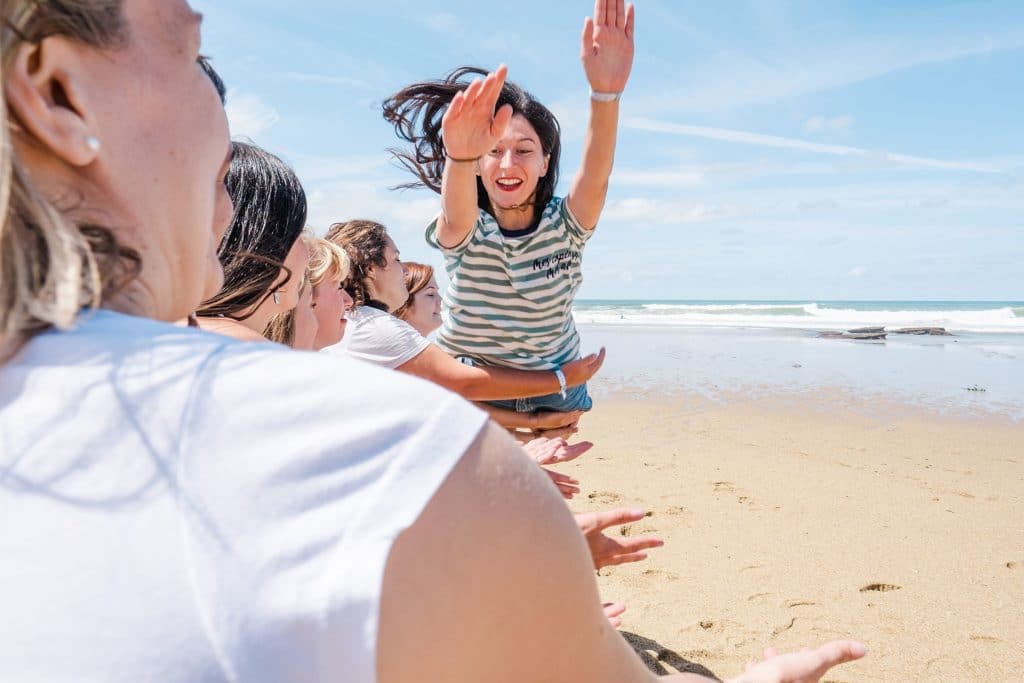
top-left (590, 90), bottom-right (622, 102)
top-left (554, 367), bottom-right (568, 399)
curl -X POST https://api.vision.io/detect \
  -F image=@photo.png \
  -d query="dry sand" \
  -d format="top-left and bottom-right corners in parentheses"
top-left (563, 391), bottom-right (1023, 682)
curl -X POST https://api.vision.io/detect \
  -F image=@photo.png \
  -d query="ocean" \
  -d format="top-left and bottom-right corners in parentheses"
top-left (573, 300), bottom-right (1024, 335)
top-left (569, 301), bottom-right (1024, 422)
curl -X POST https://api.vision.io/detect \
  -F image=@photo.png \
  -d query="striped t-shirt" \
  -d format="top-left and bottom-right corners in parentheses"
top-left (426, 196), bottom-right (594, 371)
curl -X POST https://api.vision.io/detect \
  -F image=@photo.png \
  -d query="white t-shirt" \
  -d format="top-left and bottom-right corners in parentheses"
top-left (0, 310), bottom-right (487, 683)
top-left (322, 305), bottom-right (430, 369)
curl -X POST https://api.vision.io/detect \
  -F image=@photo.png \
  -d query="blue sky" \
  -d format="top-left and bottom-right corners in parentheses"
top-left (194, 0), bottom-right (1023, 301)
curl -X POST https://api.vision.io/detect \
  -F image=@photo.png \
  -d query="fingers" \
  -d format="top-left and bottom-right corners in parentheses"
top-left (810, 640), bottom-right (868, 670)
top-left (595, 0), bottom-right (607, 26)
top-left (492, 103), bottom-right (514, 137)
top-left (625, 3), bottom-right (635, 40)
top-left (617, 535), bottom-right (664, 554)
top-left (615, 0), bottom-right (625, 29)
top-left (581, 16), bottom-right (595, 57)
top-left (592, 506), bottom-right (646, 530)
top-left (560, 440), bottom-right (594, 462)
top-left (602, 601), bottom-right (627, 618)
top-left (533, 424), bottom-right (578, 440)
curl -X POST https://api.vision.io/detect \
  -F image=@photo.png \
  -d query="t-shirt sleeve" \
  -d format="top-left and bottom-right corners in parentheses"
top-left (344, 312), bottom-right (431, 369)
top-left (558, 197), bottom-right (596, 249)
top-left (425, 214), bottom-right (478, 258)
top-left (178, 346), bottom-right (490, 682)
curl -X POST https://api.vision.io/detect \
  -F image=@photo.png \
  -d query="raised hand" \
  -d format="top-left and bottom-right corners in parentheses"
top-left (603, 601), bottom-right (627, 629)
top-left (581, 0), bottom-right (636, 93)
top-left (727, 641), bottom-right (867, 683)
top-left (575, 507), bottom-right (664, 570)
top-left (440, 65), bottom-right (514, 161)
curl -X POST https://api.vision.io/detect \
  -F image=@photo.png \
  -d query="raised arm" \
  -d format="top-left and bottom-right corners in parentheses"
top-left (378, 423), bottom-right (865, 683)
top-left (434, 66), bottom-right (514, 248)
top-left (397, 343), bottom-right (605, 401)
top-left (567, 0), bottom-right (636, 230)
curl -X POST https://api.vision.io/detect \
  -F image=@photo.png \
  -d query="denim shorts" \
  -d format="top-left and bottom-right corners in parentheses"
top-left (484, 382), bottom-right (593, 414)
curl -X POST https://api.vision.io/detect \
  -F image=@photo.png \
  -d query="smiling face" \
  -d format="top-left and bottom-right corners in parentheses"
top-left (478, 114), bottom-right (550, 215)
top-left (311, 278), bottom-right (354, 349)
top-left (404, 276), bottom-right (443, 337)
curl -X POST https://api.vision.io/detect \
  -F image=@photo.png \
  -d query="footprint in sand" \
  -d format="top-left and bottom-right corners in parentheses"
top-left (641, 568), bottom-right (680, 582)
top-left (970, 635), bottom-right (1003, 644)
top-left (859, 583), bottom-right (902, 593)
top-left (784, 600), bottom-right (817, 608)
top-left (588, 490), bottom-right (621, 504)
top-left (712, 481), bottom-right (737, 493)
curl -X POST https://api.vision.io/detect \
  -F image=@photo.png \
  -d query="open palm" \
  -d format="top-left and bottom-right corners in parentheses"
top-left (581, 0), bottom-right (636, 93)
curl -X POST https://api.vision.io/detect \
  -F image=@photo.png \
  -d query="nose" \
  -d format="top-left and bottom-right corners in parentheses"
top-left (499, 149), bottom-right (515, 168)
top-left (340, 288), bottom-right (353, 310)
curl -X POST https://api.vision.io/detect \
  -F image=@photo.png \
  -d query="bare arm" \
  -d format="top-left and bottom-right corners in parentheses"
top-left (478, 403), bottom-right (584, 435)
top-left (434, 66), bottom-right (514, 248)
top-left (379, 423), bottom-right (866, 683)
top-left (567, 0), bottom-right (636, 230)
top-left (396, 343), bottom-right (604, 401)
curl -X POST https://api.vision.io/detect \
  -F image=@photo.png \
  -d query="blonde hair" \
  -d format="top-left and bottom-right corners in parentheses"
top-left (0, 0), bottom-right (132, 358)
top-left (305, 235), bottom-right (351, 289)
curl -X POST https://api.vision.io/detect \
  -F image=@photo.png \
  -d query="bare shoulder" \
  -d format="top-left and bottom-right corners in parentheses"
top-left (377, 422), bottom-right (656, 683)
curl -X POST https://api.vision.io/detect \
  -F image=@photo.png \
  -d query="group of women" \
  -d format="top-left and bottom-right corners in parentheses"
top-left (0, 0), bottom-right (865, 681)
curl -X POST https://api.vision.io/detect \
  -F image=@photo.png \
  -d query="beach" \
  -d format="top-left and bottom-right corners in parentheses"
top-left (562, 320), bottom-right (1023, 681)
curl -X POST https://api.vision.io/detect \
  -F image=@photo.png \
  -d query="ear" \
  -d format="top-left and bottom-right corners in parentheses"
top-left (4, 38), bottom-right (101, 167)
top-left (540, 153), bottom-right (551, 178)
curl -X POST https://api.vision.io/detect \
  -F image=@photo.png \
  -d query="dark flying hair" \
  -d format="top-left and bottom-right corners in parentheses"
top-left (382, 66), bottom-right (561, 227)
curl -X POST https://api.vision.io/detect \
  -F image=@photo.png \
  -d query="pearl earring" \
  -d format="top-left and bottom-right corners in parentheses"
top-left (85, 135), bottom-right (101, 153)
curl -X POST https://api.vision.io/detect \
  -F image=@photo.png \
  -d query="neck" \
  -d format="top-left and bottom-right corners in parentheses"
top-left (491, 201), bottom-right (537, 232)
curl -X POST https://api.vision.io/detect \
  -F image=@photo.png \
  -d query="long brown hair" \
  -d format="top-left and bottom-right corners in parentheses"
top-left (0, 0), bottom-right (138, 358)
top-left (324, 219), bottom-right (389, 310)
top-left (393, 262), bottom-right (434, 322)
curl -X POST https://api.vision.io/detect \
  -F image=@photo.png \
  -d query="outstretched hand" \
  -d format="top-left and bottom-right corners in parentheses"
top-left (543, 468), bottom-right (580, 500)
top-left (581, 0), bottom-right (635, 93)
top-left (441, 65), bottom-right (514, 160)
top-left (575, 507), bottom-right (663, 570)
top-left (523, 436), bottom-right (593, 465)
top-left (727, 641), bottom-right (867, 683)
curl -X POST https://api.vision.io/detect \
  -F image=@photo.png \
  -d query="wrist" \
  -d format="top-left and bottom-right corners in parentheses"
top-left (445, 151), bottom-right (479, 164)
top-left (553, 367), bottom-right (568, 399)
top-left (589, 89), bottom-right (622, 103)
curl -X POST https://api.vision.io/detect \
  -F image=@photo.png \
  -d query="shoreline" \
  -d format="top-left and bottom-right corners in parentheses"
top-left (565, 391), bottom-right (1023, 682)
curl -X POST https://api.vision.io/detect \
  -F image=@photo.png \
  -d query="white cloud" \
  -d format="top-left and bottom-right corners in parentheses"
top-left (225, 91), bottom-right (280, 140)
top-left (612, 168), bottom-right (705, 187)
top-left (277, 71), bottom-right (371, 90)
top-left (624, 118), bottom-right (1006, 174)
top-left (803, 114), bottom-right (855, 136)
top-left (600, 198), bottom-right (741, 226)
top-left (847, 266), bottom-right (868, 278)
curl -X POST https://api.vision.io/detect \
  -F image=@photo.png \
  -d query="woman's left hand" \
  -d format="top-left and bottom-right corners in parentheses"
top-left (581, 0), bottom-right (636, 93)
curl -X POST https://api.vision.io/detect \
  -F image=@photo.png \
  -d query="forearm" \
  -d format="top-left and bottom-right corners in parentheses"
top-left (477, 403), bottom-right (537, 429)
top-left (437, 160), bottom-right (480, 247)
top-left (456, 363), bottom-right (562, 401)
top-left (569, 99), bottom-right (620, 229)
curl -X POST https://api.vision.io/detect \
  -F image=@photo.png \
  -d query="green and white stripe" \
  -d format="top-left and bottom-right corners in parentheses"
top-left (426, 197), bottom-right (593, 371)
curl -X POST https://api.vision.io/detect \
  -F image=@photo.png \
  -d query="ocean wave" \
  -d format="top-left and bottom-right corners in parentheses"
top-left (573, 302), bottom-right (1024, 334)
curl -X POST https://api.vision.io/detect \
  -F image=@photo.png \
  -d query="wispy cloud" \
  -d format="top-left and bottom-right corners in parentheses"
top-left (275, 71), bottom-right (371, 90)
top-left (600, 198), bottom-right (742, 226)
top-left (803, 114), bottom-right (855, 136)
top-left (624, 118), bottom-right (1007, 174)
top-left (226, 91), bottom-right (280, 139)
top-left (634, 28), bottom-right (1024, 113)
top-left (847, 265), bottom-right (868, 278)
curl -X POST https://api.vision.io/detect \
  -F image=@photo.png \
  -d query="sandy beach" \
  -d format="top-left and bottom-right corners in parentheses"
top-left (563, 391), bottom-right (1023, 682)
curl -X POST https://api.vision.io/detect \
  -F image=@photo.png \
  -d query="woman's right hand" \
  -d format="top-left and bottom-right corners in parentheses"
top-left (726, 641), bottom-right (867, 683)
top-left (441, 65), bottom-right (514, 161)
top-left (561, 347), bottom-right (606, 388)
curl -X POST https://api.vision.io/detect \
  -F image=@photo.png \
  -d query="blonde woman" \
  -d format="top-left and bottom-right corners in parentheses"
top-left (0, 2), bottom-right (864, 682)
top-left (302, 235), bottom-right (355, 349)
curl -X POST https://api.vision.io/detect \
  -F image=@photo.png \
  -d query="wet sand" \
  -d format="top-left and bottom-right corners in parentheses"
top-left (562, 391), bottom-right (1023, 681)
